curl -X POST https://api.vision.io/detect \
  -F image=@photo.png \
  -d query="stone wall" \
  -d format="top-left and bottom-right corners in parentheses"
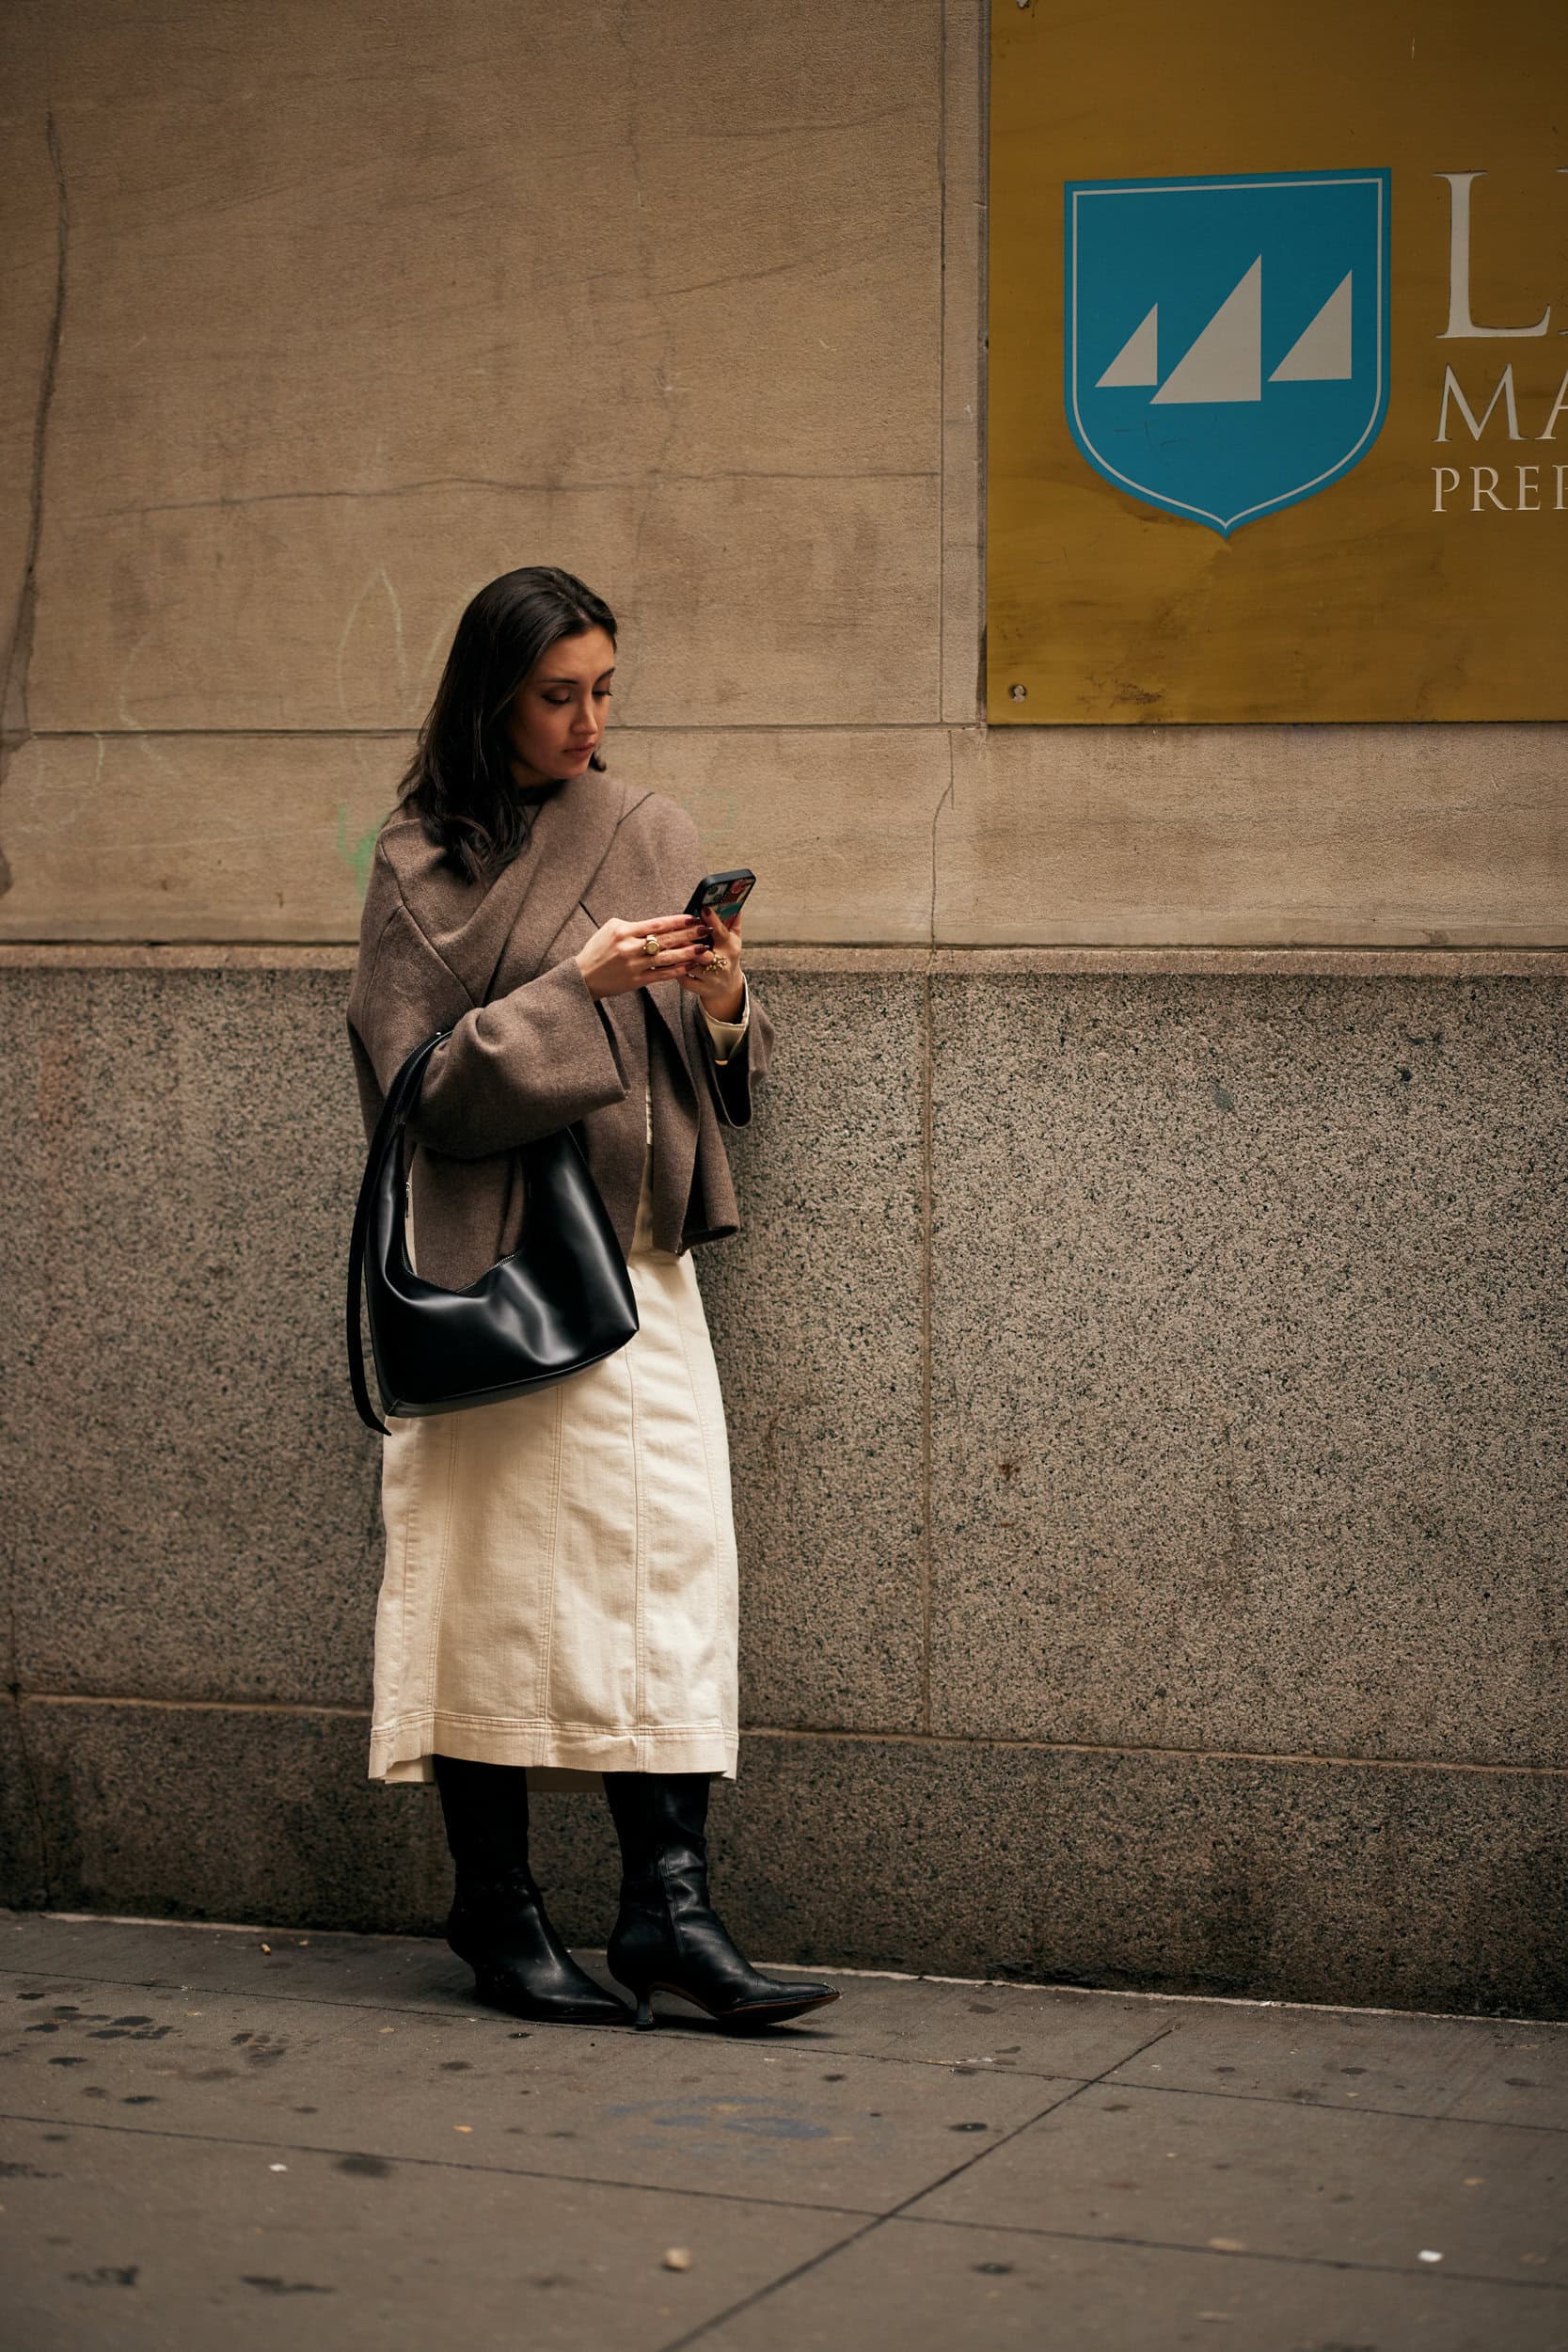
top-left (1, 0), bottom-right (1564, 2011)
top-left (3, 951), bottom-right (1563, 2013)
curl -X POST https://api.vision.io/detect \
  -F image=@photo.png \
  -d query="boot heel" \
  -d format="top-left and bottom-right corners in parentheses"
top-left (435, 1757), bottom-right (632, 2026)
top-left (602, 1772), bottom-right (840, 2033)
top-left (632, 1988), bottom-right (656, 2031)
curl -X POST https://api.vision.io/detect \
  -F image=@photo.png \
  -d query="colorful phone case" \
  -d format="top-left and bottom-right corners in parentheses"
top-left (686, 868), bottom-right (755, 928)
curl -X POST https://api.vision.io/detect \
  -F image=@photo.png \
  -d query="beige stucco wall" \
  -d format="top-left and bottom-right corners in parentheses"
top-left (3, 0), bottom-right (1560, 948)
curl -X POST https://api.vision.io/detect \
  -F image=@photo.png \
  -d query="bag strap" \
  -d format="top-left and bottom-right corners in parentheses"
top-left (347, 1028), bottom-right (452, 1436)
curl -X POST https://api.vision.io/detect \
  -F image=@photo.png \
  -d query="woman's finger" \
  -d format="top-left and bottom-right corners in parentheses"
top-left (580, 916), bottom-right (707, 1000)
top-left (700, 908), bottom-right (742, 960)
top-left (634, 936), bottom-right (708, 985)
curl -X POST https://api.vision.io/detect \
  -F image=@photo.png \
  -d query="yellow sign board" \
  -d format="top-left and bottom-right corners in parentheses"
top-left (988, 0), bottom-right (1568, 722)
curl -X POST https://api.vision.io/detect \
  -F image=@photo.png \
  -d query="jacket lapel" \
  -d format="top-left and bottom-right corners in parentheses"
top-left (432, 773), bottom-right (636, 1006)
top-left (497, 776), bottom-right (634, 994)
top-left (380, 772), bottom-right (691, 1082)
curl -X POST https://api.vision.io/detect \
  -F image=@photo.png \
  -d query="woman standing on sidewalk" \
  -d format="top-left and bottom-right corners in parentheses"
top-left (346, 565), bottom-right (834, 2033)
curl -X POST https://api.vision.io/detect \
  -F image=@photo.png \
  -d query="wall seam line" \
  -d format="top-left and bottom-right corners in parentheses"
top-left (23, 722), bottom-right (966, 739)
top-left (7, 946), bottom-right (1564, 973)
top-left (15, 1693), bottom-right (1566, 1778)
top-left (747, 1725), bottom-right (1568, 1776)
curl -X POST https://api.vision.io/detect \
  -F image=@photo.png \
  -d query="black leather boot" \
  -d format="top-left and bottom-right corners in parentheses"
top-left (433, 1755), bottom-right (631, 2026)
top-left (602, 1771), bottom-right (839, 2031)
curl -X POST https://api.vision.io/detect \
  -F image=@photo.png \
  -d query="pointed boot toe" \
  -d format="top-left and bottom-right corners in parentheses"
top-left (604, 1770), bottom-right (845, 2033)
top-left (712, 1978), bottom-right (840, 2030)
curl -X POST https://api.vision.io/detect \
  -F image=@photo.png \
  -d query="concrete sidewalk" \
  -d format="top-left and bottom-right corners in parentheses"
top-left (0, 1912), bottom-right (1563, 2351)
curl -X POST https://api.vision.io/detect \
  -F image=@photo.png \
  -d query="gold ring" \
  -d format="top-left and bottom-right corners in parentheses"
top-left (641, 935), bottom-right (660, 960)
top-left (704, 951), bottom-right (730, 976)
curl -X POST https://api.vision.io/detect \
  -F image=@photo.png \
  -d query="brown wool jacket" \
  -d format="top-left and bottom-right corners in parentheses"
top-left (346, 771), bottom-right (774, 1291)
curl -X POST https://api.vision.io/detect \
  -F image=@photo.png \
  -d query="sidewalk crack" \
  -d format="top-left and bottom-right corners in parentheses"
top-left (657, 2024), bottom-right (1180, 2350)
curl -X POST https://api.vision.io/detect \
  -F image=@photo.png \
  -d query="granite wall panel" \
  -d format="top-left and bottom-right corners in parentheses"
top-left (17, 1700), bottom-right (449, 1938)
top-left (0, 1698), bottom-right (49, 1914)
top-left (4, 961), bottom-right (1563, 2009)
top-left (927, 973), bottom-right (1568, 1770)
top-left (699, 972), bottom-right (927, 1733)
top-left (718, 1734), bottom-right (1568, 2018)
top-left (11, 1703), bottom-right (1564, 2016)
top-left (0, 963), bottom-right (927, 1735)
top-left (2, 967), bottom-right (385, 1708)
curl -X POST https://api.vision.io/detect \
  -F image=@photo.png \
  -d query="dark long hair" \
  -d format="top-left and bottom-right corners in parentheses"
top-left (398, 565), bottom-right (617, 881)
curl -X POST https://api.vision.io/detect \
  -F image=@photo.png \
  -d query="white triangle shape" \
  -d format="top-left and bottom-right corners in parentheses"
top-left (1096, 304), bottom-right (1159, 388)
top-left (1151, 260), bottom-right (1262, 405)
top-left (1270, 272), bottom-right (1353, 382)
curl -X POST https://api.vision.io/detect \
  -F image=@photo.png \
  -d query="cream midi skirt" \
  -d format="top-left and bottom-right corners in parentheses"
top-left (368, 1094), bottom-right (739, 1789)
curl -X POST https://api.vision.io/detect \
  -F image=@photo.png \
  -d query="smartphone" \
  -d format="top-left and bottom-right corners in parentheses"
top-left (684, 868), bottom-right (755, 930)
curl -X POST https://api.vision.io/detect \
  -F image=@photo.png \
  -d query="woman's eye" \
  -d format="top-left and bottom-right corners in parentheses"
top-left (594, 688), bottom-right (612, 701)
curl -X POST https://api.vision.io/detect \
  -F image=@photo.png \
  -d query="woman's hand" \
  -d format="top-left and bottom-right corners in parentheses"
top-left (679, 907), bottom-right (745, 1023)
top-left (575, 914), bottom-right (709, 1001)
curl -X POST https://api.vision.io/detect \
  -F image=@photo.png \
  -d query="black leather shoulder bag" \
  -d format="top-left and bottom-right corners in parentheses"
top-left (347, 1028), bottom-right (639, 1436)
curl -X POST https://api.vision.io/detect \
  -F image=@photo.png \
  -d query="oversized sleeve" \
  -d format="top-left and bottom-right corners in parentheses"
top-left (652, 795), bottom-right (776, 1128)
top-left (701, 978), bottom-right (750, 1064)
top-left (698, 977), bottom-right (774, 1128)
top-left (346, 852), bottom-right (629, 1161)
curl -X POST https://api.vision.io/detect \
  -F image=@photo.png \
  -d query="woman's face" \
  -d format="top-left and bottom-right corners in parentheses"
top-left (505, 626), bottom-right (616, 787)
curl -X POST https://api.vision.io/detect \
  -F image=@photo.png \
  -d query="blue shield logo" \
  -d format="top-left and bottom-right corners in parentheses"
top-left (1065, 169), bottom-right (1390, 536)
